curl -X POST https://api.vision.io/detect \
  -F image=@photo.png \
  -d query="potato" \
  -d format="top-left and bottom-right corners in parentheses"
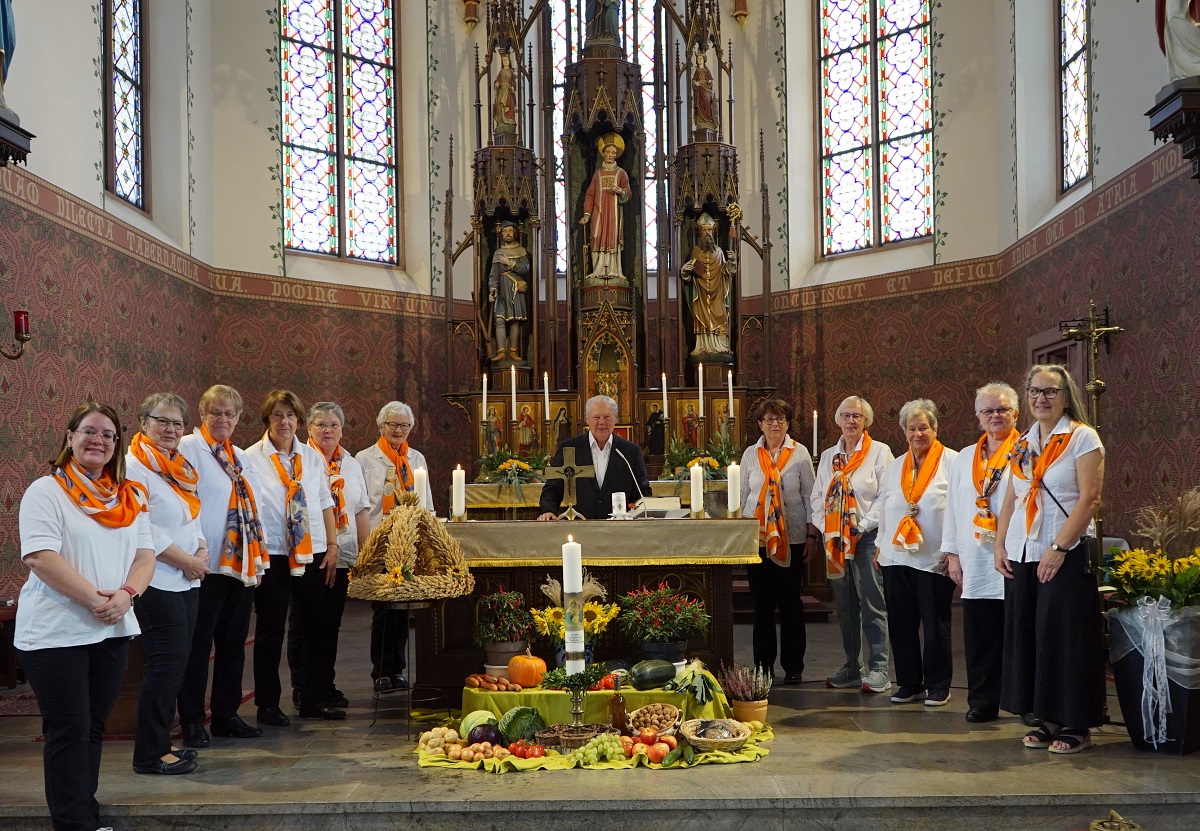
top-left (444, 729), bottom-right (459, 742)
top-left (427, 747), bottom-right (445, 757)
top-left (427, 737), bottom-right (445, 750)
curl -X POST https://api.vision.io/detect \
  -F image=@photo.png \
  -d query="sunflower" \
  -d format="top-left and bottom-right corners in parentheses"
top-left (388, 566), bottom-right (406, 584)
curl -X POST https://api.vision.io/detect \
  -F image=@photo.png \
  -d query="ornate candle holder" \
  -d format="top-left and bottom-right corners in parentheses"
top-left (569, 688), bottom-right (585, 727)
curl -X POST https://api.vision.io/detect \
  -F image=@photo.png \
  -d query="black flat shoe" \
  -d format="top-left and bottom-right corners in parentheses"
top-left (210, 715), bottom-right (263, 739)
top-left (1021, 713), bottom-right (1045, 728)
top-left (171, 747), bottom-right (199, 761)
top-left (257, 705), bottom-right (291, 727)
top-left (327, 690), bottom-right (350, 708)
top-left (181, 723), bottom-right (210, 748)
top-left (390, 675), bottom-right (409, 690)
top-left (298, 705), bottom-right (346, 720)
top-left (965, 707), bottom-right (999, 723)
top-left (782, 673), bottom-right (803, 685)
top-left (133, 757), bottom-right (198, 775)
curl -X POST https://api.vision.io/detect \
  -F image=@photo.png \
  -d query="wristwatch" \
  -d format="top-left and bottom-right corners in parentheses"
top-left (120, 585), bottom-right (140, 606)
top-left (1049, 543), bottom-right (1066, 553)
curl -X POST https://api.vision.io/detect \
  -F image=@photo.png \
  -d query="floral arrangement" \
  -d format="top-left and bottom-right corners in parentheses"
top-left (665, 436), bottom-right (699, 473)
top-left (531, 571), bottom-right (619, 644)
top-left (475, 447), bottom-right (548, 484)
top-left (538, 663), bottom-right (609, 693)
top-left (1101, 486), bottom-right (1200, 609)
top-left (717, 662), bottom-right (774, 702)
top-left (618, 582), bottom-right (711, 644)
top-left (472, 588), bottom-right (536, 647)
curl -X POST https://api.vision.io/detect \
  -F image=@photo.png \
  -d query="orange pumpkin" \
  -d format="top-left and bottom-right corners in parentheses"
top-left (507, 647), bottom-right (546, 687)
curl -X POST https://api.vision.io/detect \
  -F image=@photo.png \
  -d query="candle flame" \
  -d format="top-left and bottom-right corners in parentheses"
top-left (456, 464), bottom-right (462, 470)
top-left (568, 534), bottom-right (574, 543)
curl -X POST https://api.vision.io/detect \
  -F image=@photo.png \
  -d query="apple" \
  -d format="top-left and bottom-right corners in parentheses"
top-left (659, 734), bottom-right (677, 750)
top-left (631, 742), bottom-right (650, 757)
top-left (637, 727), bottom-right (658, 745)
top-left (647, 742), bottom-right (670, 764)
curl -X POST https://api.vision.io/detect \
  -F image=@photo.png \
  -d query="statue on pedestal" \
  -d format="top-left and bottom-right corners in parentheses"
top-left (579, 133), bottom-right (631, 286)
top-left (692, 50), bottom-right (718, 131)
top-left (488, 221), bottom-right (531, 363)
top-left (492, 51), bottom-right (517, 134)
top-left (0, 0), bottom-right (15, 113)
top-left (585, 0), bottom-right (621, 44)
top-left (1155, 0), bottom-right (1200, 81)
top-left (680, 213), bottom-right (732, 358)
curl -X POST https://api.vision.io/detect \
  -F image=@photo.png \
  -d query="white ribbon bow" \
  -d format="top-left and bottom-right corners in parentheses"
top-left (1137, 595), bottom-right (1174, 747)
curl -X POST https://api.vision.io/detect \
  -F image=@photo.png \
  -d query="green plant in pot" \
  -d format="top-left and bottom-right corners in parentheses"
top-left (473, 588), bottom-right (535, 671)
top-left (618, 582), bottom-right (710, 663)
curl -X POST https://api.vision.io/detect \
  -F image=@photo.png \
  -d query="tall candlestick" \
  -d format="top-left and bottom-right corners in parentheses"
top-left (726, 462), bottom-right (740, 516)
top-left (562, 535), bottom-right (585, 674)
top-left (727, 370), bottom-right (734, 425)
top-left (698, 363), bottom-right (704, 418)
top-left (481, 374), bottom-right (487, 420)
top-left (812, 409), bottom-right (819, 459)
top-left (13, 311), bottom-right (30, 339)
top-left (543, 371), bottom-right (550, 415)
top-left (451, 465), bottom-right (466, 519)
top-left (413, 467), bottom-right (428, 508)
top-left (661, 373), bottom-right (668, 416)
top-left (690, 462), bottom-right (704, 517)
top-left (510, 365), bottom-right (517, 416)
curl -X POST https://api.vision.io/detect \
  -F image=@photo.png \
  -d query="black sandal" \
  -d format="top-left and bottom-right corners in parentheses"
top-left (1047, 730), bottom-right (1092, 755)
top-left (1022, 725), bottom-right (1059, 748)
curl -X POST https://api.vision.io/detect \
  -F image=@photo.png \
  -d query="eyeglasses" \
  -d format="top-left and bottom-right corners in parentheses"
top-left (311, 421), bottom-right (341, 431)
top-left (208, 409), bottom-right (239, 420)
top-left (74, 427), bottom-right (118, 444)
top-left (384, 421), bottom-right (412, 431)
top-left (977, 407), bottom-right (1013, 418)
top-left (1027, 387), bottom-right (1061, 400)
top-left (145, 414), bottom-right (185, 430)
top-left (760, 416), bottom-right (788, 425)
top-left (839, 413), bottom-right (865, 423)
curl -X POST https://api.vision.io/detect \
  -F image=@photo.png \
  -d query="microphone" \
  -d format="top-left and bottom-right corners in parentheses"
top-left (612, 445), bottom-right (646, 507)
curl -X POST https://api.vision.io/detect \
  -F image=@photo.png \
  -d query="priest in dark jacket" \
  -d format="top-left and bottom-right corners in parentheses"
top-left (538, 395), bottom-right (651, 520)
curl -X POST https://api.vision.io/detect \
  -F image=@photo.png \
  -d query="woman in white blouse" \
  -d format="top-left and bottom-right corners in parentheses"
top-left (995, 365), bottom-right (1105, 754)
top-left (737, 398), bottom-right (818, 684)
top-left (873, 399), bottom-right (958, 707)
top-left (125, 393), bottom-right (209, 775)
top-left (245, 390), bottom-right (337, 727)
top-left (16, 403), bottom-right (155, 831)
top-left (355, 401), bottom-right (433, 692)
top-left (810, 396), bottom-right (895, 695)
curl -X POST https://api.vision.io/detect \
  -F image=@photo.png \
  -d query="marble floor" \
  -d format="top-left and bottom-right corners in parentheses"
top-left (1, 602), bottom-right (1198, 831)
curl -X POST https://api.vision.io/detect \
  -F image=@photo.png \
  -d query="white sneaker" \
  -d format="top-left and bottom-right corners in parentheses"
top-left (860, 669), bottom-right (893, 693)
top-left (825, 666), bottom-right (862, 689)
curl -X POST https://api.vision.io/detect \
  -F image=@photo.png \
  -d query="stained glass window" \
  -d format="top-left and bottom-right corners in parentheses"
top-left (106, 0), bottom-right (144, 209)
top-left (1059, 0), bottom-right (1090, 192)
top-left (819, 0), bottom-right (931, 255)
top-left (281, 1), bottom-right (398, 264)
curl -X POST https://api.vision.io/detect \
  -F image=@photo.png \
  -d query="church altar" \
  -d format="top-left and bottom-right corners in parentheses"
top-left (410, 518), bottom-right (759, 706)
top-left (463, 480), bottom-right (724, 510)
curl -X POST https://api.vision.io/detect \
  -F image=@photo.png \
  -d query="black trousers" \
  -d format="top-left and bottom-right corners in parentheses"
top-left (18, 637), bottom-right (129, 831)
top-left (881, 564), bottom-right (955, 692)
top-left (370, 602), bottom-right (408, 678)
top-left (744, 545), bottom-right (806, 677)
top-left (179, 572), bottom-right (254, 725)
top-left (1001, 543), bottom-right (1106, 728)
top-left (253, 554), bottom-right (293, 709)
top-left (287, 565), bottom-right (349, 707)
top-left (134, 586), bottom-right (198, 765)
top-left (962, 598), bottom-right (1004, 712)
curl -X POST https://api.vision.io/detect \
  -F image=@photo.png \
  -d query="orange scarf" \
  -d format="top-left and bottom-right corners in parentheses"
top-left (308, 438), bottom-right (348, 530)
top-left (199, 423), bottom-right (268, 585)
top-left (755, 444), bottom-right (794, 566)
top-left (823, 432), bottom-right (872, 579)
top-left (53, 459), bottom-right (147, 528)
top-left (129, 431), bottom-right (201, 520)
top-left (376, 436), bottom-right (414, 515)
top-left (891, 440), bottom-right (946, 551)
top-left (266, 436), bottom-right (313, 576)
top-left (1010, 422), bottom-right (1077, 537)
top-left (971, 429), bottom-right (1018, 543)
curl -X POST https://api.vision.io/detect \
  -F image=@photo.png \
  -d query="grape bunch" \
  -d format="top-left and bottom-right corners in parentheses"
top-left (568, 733), bottom-right (624, 765)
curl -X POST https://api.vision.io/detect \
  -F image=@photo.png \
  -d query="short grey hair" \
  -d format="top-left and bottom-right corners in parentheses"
top-left (137, 392), bottom-right (190, 424)
top-left (974, 382), bottom-right (1019, 413)
top-left (376, 401), bottom-right (415, 429)
top-left (198, 384), bottom-right (243, 417)
top-left (835, 395), bottom-right (874, 428)
top-left (898, 398), bottom-right (939, 431)
top-left (584, 395), bottom-right (618, 418)
top-left (307, 401), bottom-right (346, 426)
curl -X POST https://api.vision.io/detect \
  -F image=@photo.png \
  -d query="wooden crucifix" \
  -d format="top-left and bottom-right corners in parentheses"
top-left (542, 446), bottom-right (596, 521)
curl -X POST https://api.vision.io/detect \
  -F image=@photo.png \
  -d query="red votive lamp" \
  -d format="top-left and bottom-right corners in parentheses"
top-left (14, 311), bottom-right (29, 340)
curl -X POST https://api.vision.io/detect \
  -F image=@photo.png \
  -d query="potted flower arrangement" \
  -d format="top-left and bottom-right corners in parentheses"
top-left (473, 588), bottom-right (535, 672)
top-left (1102, 486), bottom-right (1200, 755)
top-left (717, 662), bottom-right (773, 724)
top-left (531, 572), bottom-right (619, 666)
top-left (618, 582), bottom-right (711, 663)
top-left (475, 447), bottom-right (548, 501)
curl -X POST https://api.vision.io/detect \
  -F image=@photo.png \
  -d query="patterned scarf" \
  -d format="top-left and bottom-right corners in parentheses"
top-left (755, 444), bottom-right (794, 566)
top-left (891, 440), bottom-right (946, 551)
top-left (53, 459), bottom-right (147, 528)
top-left (265, 435), bottom-right (313, 576)
top-left (308, 437), bottom-right (348, 530)
top-left (1010, 421), bottom-right (1077, 538)
top-left (971, 428), bottom-right (1018, 543)
top-left (823, 432), bottom-right (873, 579)
top-left (376, 436), bottom-right (414, 516)
top-left (129, 431), bottom-right (201, 520)
top-left (199, 422), bottom-right (268, 585)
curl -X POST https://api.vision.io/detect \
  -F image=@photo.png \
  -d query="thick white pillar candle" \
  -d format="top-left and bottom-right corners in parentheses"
top-left (661, 372), bottom-right (668, 416)
top-left (698, 363), bottom-right (704, 418)
top-left (812, 409), bottom-right (819, 459)
top-left (562, 534), bottom-right (583, 592)
top-left (510, 365), bottom-right (517, 416)
top-left (726, 462), bottom-right (740, 515)
top-left (451, 465), bottom-right (465, 518)
top-left (543, 371), bottom-right (550, 415)
top-left (413, 467), bottom-right (428, 507)
top-left (562, 535), bottom-right (585, 673)
top-left (690, 462), bottom-right (704, 515)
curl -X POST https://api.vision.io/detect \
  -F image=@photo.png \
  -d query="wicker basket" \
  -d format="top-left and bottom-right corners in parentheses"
top-left (535, 723), bottom-right (619, 753)
top-left (678, 718), bottom-right (751, 753)
top-left (627, 703), bottom-right (681, 736)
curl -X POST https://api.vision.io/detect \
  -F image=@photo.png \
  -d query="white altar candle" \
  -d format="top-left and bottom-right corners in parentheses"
top-left (726, 462), bottom-right (740, 515)
top-left (543, 371), bottom-right (550, 415)
top-left (661, 372), bottom-right (668, 416)
top-left (698, 363), bottom-right (704, 418)
top-left (727, 370), bottom-right (734, 424)
top-left (481, 374), bottom-right (487, 419)
top-left (413, 467), bottom-right (428, 507)
top-left (812, 409), bottom-right (819, 459)
top-left (451, 465), bottom-right (465, 518)
top-left (510, 365), bottom-right (517, 416)
top-left (690, 462), bottom-right (704, 515)
top-left (562, 535), bottom-right (582, 593)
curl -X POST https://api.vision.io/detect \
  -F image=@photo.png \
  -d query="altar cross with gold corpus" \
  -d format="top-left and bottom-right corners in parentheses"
top-left (542, 447), bottom-right (595, 521)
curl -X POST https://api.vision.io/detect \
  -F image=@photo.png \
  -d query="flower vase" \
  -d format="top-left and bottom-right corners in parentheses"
top-left (641, 639), bottom-right (687, 664)
top-left (730, 699), bottom-right (769, 724)
top-left (555, 640), bottom-right (595, 668)
top-left (484, 639), bottom-right (527, 672)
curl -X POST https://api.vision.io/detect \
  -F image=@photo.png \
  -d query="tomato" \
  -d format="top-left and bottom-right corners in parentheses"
top-left (600, 673), bottom-right (617, 690)
top-left (508, 741), bottom-right (524, 758)
top-left (659, 734), bottom-right (677, 750)
top-left (637, 727), bottom-right (658, 745)
top-left (527, 744), bottom-right (546, 758)
top-left (647, 742), bottom-right (670, 764)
